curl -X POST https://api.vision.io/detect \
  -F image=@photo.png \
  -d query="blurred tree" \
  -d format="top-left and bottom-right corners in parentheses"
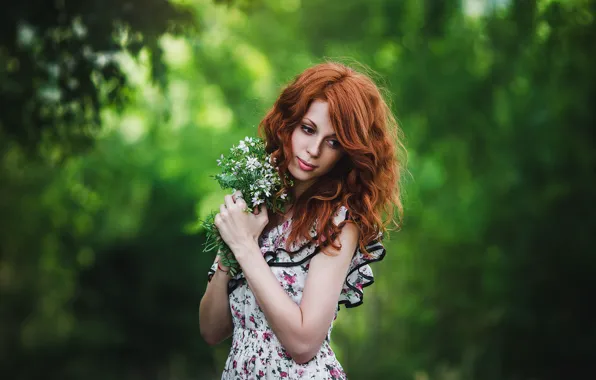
top-left (1, 0), bottom-right (594, 379)
top-left (0, 0), bottom-right (194, 159)
top-left (267, 0), bottom-right (595, 379)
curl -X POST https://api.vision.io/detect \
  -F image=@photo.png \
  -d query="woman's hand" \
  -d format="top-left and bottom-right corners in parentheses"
top-left (214, 191), bottom-right (269, 254)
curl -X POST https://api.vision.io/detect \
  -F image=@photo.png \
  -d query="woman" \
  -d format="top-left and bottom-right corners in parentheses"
top-left (199, 61), bottom-right (404, 379)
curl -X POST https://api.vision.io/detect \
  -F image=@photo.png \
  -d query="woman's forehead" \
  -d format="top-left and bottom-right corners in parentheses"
top-left (303, 100), bottom-right (335, 134)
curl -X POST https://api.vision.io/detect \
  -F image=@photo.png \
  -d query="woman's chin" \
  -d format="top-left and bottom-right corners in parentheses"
top-left (288, 165), bottom-right (314, 182)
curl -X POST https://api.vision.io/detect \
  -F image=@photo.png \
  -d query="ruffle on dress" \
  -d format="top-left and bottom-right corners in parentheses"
top-left (337, 237), bottom-right (385, 308)
top-left (331, 206), bottom-right (387, 309)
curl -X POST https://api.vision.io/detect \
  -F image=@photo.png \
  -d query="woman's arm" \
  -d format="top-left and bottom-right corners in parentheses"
top-left (200, 192), bottom-right (267, 346)
top-left (233, 223), bottom-right (358, 364)
top-left (212, 192), bottom-right (357, 362)
top-left (198, 258), bottom-right (234, 345)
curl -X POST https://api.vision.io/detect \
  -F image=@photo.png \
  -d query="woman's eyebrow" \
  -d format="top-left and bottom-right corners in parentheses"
top-left (304, 118), bottom-right (318, 128)
top-left (304, 118), bottom-right (337, 138)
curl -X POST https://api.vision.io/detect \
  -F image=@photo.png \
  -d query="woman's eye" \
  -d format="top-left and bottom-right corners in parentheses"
top-left (301, 125), bottom-right (315, 134)
top-left (328, 139), bottom-right (340, 149)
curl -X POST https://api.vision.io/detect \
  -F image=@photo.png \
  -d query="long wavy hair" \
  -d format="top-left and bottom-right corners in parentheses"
top-left (258, 61), bottom-right (405, 255)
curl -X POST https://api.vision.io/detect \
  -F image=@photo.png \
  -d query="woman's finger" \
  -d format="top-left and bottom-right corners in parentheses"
top-left (256, 204), bottom-right (268, 222)
top-left (235, 196), bottom-right (247, 209)
top-left (233, 191), bottom-right (247, 207)
top-left (224, 194), bottom-right (235, 208)
top-left (220, 204), bottom-right (227, 214)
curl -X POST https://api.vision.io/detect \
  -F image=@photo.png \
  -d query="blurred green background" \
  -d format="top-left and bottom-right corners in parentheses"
top-left (1, 0), bottom-right (594, 379)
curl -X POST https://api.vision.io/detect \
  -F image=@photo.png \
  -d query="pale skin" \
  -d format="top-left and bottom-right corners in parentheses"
top-left (199, 100), bottom-right (358, 364)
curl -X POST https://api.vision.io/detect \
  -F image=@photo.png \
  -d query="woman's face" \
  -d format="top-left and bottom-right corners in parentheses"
top-left (288, 100), bottom-right (344, 196)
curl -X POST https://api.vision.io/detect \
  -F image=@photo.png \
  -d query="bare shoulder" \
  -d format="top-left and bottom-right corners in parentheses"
top-left (314, 221), bottom-right (359, 264)
top-left (302, 221), bottom-right (359, 313)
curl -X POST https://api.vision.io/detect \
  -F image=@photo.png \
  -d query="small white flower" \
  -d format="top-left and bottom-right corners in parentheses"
top-left (252, 198), bottom-right (264, 207)
top-left (237, 140), bottom-right (249, 153)
top-left (246, 156), bottom-right (260, 171)
top-left (252, 191), bottom-right (264, 206)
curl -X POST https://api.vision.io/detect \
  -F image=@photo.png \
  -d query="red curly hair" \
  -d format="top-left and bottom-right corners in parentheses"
top-left (258, 61), bottom-right (405, 255)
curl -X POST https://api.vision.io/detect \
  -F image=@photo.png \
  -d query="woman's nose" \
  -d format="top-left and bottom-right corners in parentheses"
top-left (306, 142), bottom-right (320, 157)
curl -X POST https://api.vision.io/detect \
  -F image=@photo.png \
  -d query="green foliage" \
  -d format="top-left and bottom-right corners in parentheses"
top-left (1, 0), bottom-right (594, 379)
top-left (0, 0), bottom-right (194, 160)
top-left (200, 137), bottom-right (292, 276)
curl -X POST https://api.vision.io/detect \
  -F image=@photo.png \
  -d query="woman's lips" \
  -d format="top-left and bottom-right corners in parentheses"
top-left (297, 157), bottom-right (317, 171)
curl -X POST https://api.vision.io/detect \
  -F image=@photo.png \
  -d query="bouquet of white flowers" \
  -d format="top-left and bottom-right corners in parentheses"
top-left (202, 137), bottom-right (292, 276)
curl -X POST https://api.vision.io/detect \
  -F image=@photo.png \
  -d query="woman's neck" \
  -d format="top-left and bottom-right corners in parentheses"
top-left (292, 179), bottom-right (314, 199)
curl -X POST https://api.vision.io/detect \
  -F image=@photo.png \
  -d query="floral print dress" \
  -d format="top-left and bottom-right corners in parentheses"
top-left (207, 206), bottom-right (386, 379)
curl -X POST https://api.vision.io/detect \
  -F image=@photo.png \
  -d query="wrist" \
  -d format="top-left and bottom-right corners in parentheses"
top-left (217, 261), bottom-right (229, 274)
top-left (230, 239), bottom-right (261, 263)
top-left (213, 263), bottom-right (231, 282)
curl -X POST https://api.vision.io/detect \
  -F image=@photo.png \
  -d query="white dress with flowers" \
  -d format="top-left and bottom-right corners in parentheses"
top-left (207, 206), bottom-right (386, 379)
